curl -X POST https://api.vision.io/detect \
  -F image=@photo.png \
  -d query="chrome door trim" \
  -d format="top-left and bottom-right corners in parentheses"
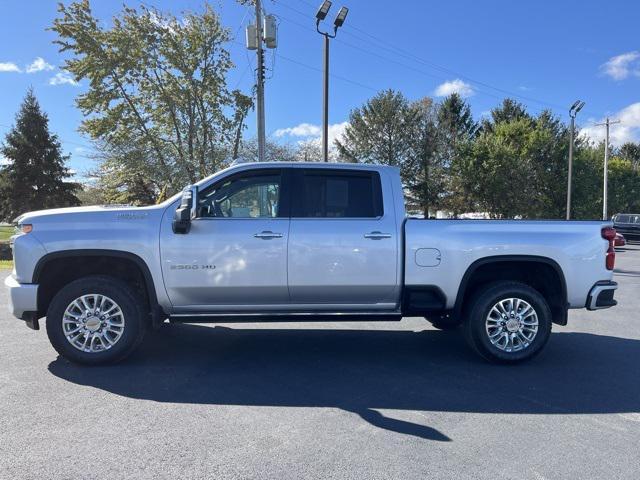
top-left (364, 231), bottom-right (392, 239)
top-left (254, 231), bottom-right (284, 239)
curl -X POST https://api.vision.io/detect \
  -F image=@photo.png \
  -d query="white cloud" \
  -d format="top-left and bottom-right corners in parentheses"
top-left (49, 71), bottom-right (79, 86)
top-left (600, 51), bottom-right (640, 80)
top-left (26, 57), bottom-right (54, 73)
top-left (274, 123), bottom-right (321, 138)
top-left (580, 102), bottom-right (640, 147)
top-left (434, 79), bottom-right (475, 98)
top-left (0, 156), bottom-right (11, 166)
top-left (0, 62), bottom-right (21, 73)
top-left (273, 121), bottom-right (349, 149)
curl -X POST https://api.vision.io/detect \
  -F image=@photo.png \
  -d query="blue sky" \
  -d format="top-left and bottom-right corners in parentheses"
top-left (1, 0), bottom-right (639, 179)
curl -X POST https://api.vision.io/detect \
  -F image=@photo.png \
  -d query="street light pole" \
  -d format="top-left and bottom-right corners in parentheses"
top-left (322, 33), bottom-right (330, 163)
top-left (603, 118), bottom-right (610, 220)
top-left (315, 1), bottom-right (348, 163)
top-left (566, 100), bottom-right (584, 220)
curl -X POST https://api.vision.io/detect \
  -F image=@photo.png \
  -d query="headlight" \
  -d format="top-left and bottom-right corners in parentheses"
top-left (19, 224), bottom-right (33, 234)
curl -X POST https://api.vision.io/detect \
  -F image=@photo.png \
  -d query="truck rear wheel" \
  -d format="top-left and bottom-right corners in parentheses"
top-left (463, 281), bottom-right (552, 363)
top-left (46, 275), bottom-right (147, 365)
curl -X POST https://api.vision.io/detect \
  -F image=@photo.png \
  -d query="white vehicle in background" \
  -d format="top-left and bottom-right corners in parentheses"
top-left (6, 162), bottom-right (618, 365)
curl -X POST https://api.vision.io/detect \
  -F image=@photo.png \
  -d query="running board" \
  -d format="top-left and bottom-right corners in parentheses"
top-left (169, 311), bottom-right (403, 323)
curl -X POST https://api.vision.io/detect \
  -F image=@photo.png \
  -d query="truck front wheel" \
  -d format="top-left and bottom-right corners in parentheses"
top-left (463, 281), bottom-right (552, 363)
top-left (46, 275), bottom-right (147, 365)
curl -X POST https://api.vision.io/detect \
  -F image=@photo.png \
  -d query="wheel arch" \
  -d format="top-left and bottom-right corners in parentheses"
top-left (453, 255), bottom-right (568, 326)
top-left (33, 249), bottom-right (163, 323)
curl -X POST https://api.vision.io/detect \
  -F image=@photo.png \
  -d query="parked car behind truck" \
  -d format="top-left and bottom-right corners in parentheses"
top-left (5, 162), bottom-right (618, 365)
top-left (613, 213), bottom-right (640, 241)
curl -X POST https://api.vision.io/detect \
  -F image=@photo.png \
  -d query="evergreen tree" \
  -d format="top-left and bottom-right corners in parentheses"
top-left (0, 89), bottom-right (79, 221)
top-left (491, 98), bottom-right (531, 125)
top-left (436, 93), bottom-right (478, 214)
top-left (405, 97), bottom-right (444, 216)
top-left (336, 89), bottom-right (417, 167)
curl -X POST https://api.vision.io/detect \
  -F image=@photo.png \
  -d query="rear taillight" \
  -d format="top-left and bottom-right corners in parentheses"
top-left (602, 227), bottom-right (616, 270)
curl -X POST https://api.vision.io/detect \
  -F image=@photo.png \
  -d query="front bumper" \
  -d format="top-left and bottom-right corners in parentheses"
top-left (586, 281), bottom-right (618, 310)
top-left (4, 274), bottom-right (39, 327)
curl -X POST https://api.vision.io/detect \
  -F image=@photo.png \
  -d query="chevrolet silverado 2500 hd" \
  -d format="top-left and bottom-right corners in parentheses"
top-left (5, 162), bottom-right (618, 364)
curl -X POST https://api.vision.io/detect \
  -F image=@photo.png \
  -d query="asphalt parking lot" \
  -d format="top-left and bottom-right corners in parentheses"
top-left (1, 246), bottom-right (639, 480)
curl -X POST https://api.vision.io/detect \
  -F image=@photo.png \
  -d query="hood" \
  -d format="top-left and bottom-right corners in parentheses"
top-left (16, 204), bottom-right (161, 224)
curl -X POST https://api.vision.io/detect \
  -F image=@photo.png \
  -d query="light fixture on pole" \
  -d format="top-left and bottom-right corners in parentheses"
top-left (316, 1), bottom-right (349, 162)
top-left (566, 100), bottom-right (585, 220)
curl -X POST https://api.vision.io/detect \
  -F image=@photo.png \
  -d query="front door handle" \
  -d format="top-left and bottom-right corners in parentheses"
top-left (364, 231), bottom-right (392, 240)
top-left (254, 231), bottom-right (283, 239)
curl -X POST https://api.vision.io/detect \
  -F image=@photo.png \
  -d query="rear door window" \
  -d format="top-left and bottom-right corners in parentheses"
top-left (292, 169), bottom-right (383, 218)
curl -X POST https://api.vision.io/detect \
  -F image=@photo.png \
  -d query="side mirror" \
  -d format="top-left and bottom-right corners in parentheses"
top-left (172, 185), bottom-right (198, 234)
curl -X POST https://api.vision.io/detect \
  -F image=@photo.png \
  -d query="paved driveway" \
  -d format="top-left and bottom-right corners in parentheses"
top-left (1, 246), bottom-right (639, 479)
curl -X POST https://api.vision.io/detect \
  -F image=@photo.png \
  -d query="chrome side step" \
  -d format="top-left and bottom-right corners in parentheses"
top-left (169, 311), bottom-right (403, 323)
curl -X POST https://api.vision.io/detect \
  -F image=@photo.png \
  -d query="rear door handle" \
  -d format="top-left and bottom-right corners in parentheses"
top-left (254, 231), bottom-right (283, 239)
top-left (364, 231), bottom-right (392, 240)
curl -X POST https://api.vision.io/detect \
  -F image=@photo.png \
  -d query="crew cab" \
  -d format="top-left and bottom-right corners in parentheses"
top-left (5, 162), bottom-right (618, 364)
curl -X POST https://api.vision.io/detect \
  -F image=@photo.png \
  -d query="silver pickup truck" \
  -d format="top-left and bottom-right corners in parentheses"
top-left (5, 162), bottom-right (618, 365)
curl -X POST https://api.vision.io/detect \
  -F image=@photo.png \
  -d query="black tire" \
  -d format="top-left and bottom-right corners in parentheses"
top-left (425, 313), bottom-right (460, 331)
top-left (463, 281), bottom-right (552, 364)
top-left (46, 275), bottom-right (147, 365)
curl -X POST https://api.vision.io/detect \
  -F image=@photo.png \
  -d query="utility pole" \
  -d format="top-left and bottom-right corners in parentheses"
top-left (566, 100), bottom-right (585, 220)
top-left (315, 1), bottom-right (349, 162)
top-left (246, 2), bottom-right (277, 162)
top-left (255, 0), bottom-right (266, 162)
top-left (595, 117), bottom-right (621, 220)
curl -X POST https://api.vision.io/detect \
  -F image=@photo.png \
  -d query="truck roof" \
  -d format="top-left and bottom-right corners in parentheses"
top-left (228, 161), bottom-right (398, 171)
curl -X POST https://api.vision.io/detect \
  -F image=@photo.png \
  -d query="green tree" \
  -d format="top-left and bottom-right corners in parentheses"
top-left (404, 97), bottom-right (444, 216)
top-left (607, 156), bottom-right (640, 215)
top-left (0, 89), bottom-right (79, 221)
top-left (336, 89), bottom-right (417, 168)
top-left (618, 142), bottom-right (640, 172)
top-left (463, 118), bottom-right (533, 217)
top-left (571, 141), bottom-right (640, 220)
top-left (463, 109), bottom-right (572, 218)
top-left (526, 111), bottom-right (570, 218)
top-left (482, 98), bottom-right (531, 132)
top-left (51, 1), bottom-right (252, 199)
top-left (436, 93), bottom-right (478, 214)
top-left (571, 142), bottom-right (602, 219)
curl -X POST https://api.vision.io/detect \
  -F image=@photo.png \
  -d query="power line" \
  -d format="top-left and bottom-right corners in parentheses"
top-left (276, 0), bottom-right (568, 112)
top-left (273, 8), bottom-right (536, 109)
top-left (231, 40), bottom-right (378, 92)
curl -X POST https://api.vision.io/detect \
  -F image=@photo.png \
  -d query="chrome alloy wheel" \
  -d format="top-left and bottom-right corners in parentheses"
top-left (485, 297), bottom-right (538, 353)
top-left (62, 294), bottom-right (125, 353)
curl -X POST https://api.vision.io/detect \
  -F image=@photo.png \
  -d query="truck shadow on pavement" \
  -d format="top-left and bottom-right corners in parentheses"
top-left (48, 325), bottom-right (640, 442)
